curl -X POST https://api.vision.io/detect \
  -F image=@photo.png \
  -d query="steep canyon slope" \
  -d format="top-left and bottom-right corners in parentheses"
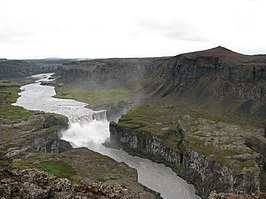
top-left (55, 46), bottom-right (266, 125)
top-left (52, 47), bottom-right (266, 198)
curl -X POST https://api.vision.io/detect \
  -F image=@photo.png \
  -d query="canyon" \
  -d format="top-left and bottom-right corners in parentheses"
top-left (0, 46), bottom-right (265, 198)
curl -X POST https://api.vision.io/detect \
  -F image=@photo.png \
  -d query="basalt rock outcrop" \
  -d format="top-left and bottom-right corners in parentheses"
top-left (0, 111), bottom-right (71, 159)
top-left (55, 47), bottom-right (266, 102)
top-left (108, 105), bottom-right (265, 198)
top-left (157, 46), bottom-right (266, 103)
top-left (56, 57), bottom-right (168, 88)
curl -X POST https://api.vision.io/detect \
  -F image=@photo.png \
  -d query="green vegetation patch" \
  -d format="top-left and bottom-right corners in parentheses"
top-left (0, 105), bottom-right (31, 120)
top-left (175, 164), bottom-right (185, 175)
top-left (115, 104), bottom-right (186, 153)
top-left (38, 160), bottom-right (76, 178)
top-left (118, 104), bottom-right (179, 136)
top-left (0, 82), bottom-right (32, 120)
top-left (0, 85), bottom-right (20, 104)
top-left (233, 160), bottom-right (256, 174)
top-left (188, 137), bottom-right (215, 156)
top-left (55, 84), bottom-right (133, 108)
top-left (11, 159), bottom-right (33, 169)
top-left (188, 135), bottom-right (256, 173)
top-left (0, 80), bottom-right (20, 87)
top-left (164, 133), bottom-right (181, 152)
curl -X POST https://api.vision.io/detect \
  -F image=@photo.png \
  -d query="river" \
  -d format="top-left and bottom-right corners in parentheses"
top-left (13, 73), bottom-right (201, 199)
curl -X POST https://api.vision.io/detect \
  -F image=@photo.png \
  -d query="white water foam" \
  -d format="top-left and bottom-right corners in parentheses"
top-left (63, 120), bottom-right (110, 146)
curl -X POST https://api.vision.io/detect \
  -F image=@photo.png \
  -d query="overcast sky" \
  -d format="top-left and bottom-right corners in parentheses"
top-left (1, 0), bottom-right (266, 59)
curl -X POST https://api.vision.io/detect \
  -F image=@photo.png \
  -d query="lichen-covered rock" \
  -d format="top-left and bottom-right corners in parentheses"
top-left (0, 169), bottom-right (141, 199)
top-left (109, 108), bottom-right (265, 198)
top-left (208, 191), bottom-right (266, 199)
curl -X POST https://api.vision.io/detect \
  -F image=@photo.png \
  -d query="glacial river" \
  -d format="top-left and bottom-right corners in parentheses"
top-left (13, 73), bottom-right (201, 199)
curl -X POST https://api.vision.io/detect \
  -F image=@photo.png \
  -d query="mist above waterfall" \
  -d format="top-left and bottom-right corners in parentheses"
top-left (62, 120), bottom-right (109, 146)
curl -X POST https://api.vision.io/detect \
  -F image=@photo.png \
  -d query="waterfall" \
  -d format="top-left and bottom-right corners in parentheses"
top-left (64, 110), bottom-right (109, 145)
top-left (92, 110), bottom-right (107, 121)
top-left (67, 110), bottom-right (107, 125)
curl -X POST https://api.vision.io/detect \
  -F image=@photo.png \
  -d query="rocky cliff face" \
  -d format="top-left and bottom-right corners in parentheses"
top-left (158, 47), bottom-right (266, 102)
top-left (0, 59), bottom-right (74, 78)
top-left (55, 47), bottom-right (266, 102)
top-left (2, 112), bottom-right (71, 159)
top-left (56, 57), bottom-right (168, 88)
top-left (110, 108), bottom-right (266, 198)
top-left (181, 142), bottom-right (260, 197)
top-left (50, 47), bottom-right (266, 198)
top-left (30, 114), bottom-right (72, 154)
top-left (54, 47), bottom-right (266, 126)
top-left (109, 124), bottom-right (181, 167)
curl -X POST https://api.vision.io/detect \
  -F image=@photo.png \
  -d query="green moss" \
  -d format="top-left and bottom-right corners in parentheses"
top-left (11, 159), bottom-right (33, 169)
top-left (175, 164), bottom-right (185, 175)
top-left (113, 100), bottom-right (259, 176)
top-left (210, 149), bottom-right (255, 173)
top-left (164, 133), bottom-right (181, 152)
top-left (188, 137), bottom-right (214, 156)
top-left (0, 80), bottom-right (20, 87)
top-left (198, 75), bottom-right (214, 85)
top-left (38, 161), bottom-right (76, 178)
top-left (117, 105), bottom-right (179, 136)
top-left (0, 82), bottom-right (32, 120)
top-left (55, 84), bottom-right (133, 108)
top-left (0, 105), bottom-right (31, 120)
top-left (217, 149), bottom-right (245, 157)
top-left (216, 140), bottom-right (234, 146)
top-left (188, 136), bottom-right (254, 173)
top-left (22, 79), bottom-right (34, 85)
top-left (233, 160), bottom-right (256, 174)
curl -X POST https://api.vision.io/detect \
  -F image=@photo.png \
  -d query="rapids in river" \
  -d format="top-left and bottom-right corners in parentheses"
top-left (13, 73), bottom-right (201, 199)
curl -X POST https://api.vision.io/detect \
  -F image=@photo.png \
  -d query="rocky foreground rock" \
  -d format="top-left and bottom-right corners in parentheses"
top-left (0, 168), bottom-right (140, 199)
top-left (208, 192), bottom-right (266, 199)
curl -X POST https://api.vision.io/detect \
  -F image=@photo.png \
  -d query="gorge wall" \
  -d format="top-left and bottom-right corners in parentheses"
top-left (0, 59), bottom-right (74, 78)
top-left (56, 47), bottom-right (266, 103)
top-left (109, 121), bottom-right (263, 198)
top-left (55, 46), bottom-right (266, 126)
top-left (52, 47), bottom-right (266, 198)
